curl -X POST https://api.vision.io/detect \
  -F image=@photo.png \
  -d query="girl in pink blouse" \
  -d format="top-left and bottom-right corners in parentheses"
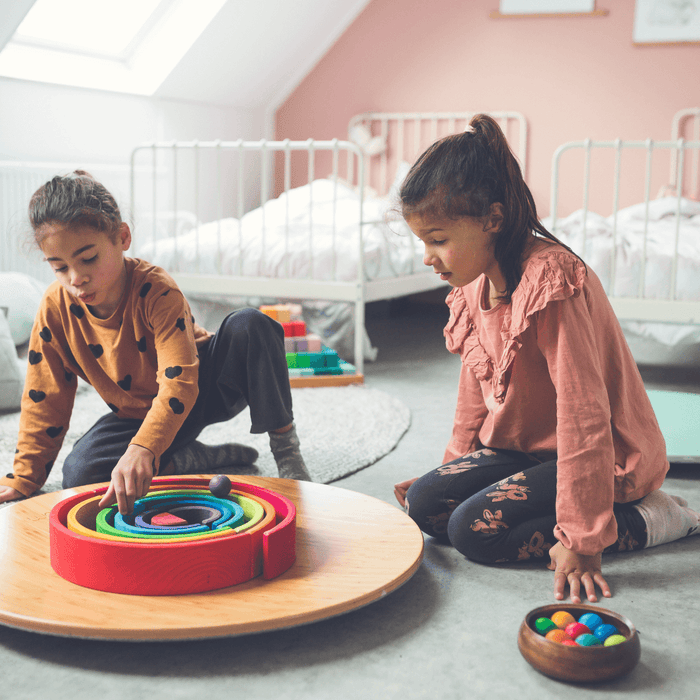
top-left (394, 114), bottom-right (699, 604)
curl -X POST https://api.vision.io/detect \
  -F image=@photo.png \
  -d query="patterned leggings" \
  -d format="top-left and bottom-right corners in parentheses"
top-left (405, 448), bottom-right (648, 563)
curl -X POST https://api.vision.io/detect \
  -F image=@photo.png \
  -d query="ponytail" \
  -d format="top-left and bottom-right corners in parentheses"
top-left (400, 114), bottom-right (581, 303)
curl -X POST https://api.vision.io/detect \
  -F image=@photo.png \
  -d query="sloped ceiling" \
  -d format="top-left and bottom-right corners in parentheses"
top-left (0, 0), bottom-right (35, 50)
top-left (0, 0), bottom-right (371, 112)
top-left (156, 0), bottom-right (371, 110)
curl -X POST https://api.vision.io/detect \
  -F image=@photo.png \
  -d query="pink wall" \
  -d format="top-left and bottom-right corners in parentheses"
top-left (275, 0), bottom-right (700, 217)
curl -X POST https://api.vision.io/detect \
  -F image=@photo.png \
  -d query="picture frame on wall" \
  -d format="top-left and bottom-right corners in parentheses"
top-left (634, 0), bottom-right (700, 44)
top-left (498, 0), bottom-right (596, 13)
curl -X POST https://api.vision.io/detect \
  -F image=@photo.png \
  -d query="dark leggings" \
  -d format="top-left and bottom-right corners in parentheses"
top-left (405, 448), bottom-right (648, 563)
top-left (62, 308), bottom-right (293, 488)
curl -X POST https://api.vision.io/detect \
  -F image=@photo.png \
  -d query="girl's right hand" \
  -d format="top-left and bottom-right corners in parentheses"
top-left (394, 478), bottom-right (419, 508)
top-left (0, 485), bottom-right (22, 504)
top-left (98, 444), bottom-right (156, 516)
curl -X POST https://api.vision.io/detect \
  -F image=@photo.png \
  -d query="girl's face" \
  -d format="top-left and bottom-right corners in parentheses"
top-left (40, 222), bottom-right (131, 319)
top-left (407, 207), bottom-right (505, 295)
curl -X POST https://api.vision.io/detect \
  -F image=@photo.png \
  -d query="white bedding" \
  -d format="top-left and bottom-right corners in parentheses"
top-left (135, 176), bottom-right (421, 283)
top-left (543, 197), bottom-right (700, 301)
top-left (543, 196), bottom-right (700, 355)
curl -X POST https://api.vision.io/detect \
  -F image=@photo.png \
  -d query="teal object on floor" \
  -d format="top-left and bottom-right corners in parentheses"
top-left (646, 390), bottom-right (700, 461)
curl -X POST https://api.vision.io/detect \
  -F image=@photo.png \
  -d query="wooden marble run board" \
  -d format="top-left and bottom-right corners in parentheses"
top-left (0, 476), bottom-right (424, 640)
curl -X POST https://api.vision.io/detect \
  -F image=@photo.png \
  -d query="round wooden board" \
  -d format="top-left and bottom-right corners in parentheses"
top-left (0, 477), bottom-right (424, 640)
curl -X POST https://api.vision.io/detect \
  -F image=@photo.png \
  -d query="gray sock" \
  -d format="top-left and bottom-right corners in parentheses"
top-left (269, 424), bottom-right (312, 481)
top-left (170, 440), bottom-right (258, 475)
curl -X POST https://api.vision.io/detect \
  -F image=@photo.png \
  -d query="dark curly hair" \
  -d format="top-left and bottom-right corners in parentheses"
top-left (29, 170), bottom-right (122, 245)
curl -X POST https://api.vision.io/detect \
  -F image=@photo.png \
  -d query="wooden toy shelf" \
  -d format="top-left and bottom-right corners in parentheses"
top-left (289, 373), bottom-right (364, 388)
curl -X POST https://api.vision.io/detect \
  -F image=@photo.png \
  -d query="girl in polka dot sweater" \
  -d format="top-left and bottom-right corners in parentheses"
top-left (0, 171), bottom-right (310, 514)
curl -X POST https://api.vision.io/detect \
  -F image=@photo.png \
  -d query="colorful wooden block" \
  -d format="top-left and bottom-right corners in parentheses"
top-left (272, 305), bottom-right (291, 322)
top-left (280, 321), bottom-right (307, 338)
top-left (286, 348), bottom-right (359, 379)
top-left (259, 305), bottom-right (279, 320)
top-left (150, 513), bottom-right (189, 527)
top-left (306, 333), bottom-right (322, 352)
top-left (322, 349), bottom-right (339, 367)
top-left (288, 368), bottom-right (316, 377)
top-left (309, 353), bottom-right (326, 369)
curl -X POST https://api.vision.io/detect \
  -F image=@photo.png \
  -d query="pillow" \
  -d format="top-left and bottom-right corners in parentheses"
top-left (0, 310), bottom-right (23, 411)
top-left (0, 272), bottom-right (46, 345)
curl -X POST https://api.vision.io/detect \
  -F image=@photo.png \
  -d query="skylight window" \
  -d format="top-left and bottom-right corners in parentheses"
top-left (13, 0), bottom-right (164, 59)
top-left (0, 0), bottom-right (226, 96)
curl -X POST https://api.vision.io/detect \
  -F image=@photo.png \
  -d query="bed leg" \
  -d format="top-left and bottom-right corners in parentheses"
top-left (355, 291), bottom-right (364, 376)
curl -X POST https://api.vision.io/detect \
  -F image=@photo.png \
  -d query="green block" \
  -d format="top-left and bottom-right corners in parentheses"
top-left (309, 354), bottom-right (326, 369)
top-left (322, 349), bottom-right (340, 367)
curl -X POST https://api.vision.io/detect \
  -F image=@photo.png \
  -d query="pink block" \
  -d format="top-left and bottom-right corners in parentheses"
top-left (307, 334), bottom-right (322, 352)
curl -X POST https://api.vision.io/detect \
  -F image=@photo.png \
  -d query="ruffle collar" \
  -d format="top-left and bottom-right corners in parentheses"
top-left (443, 246), bottom-right (587, 403)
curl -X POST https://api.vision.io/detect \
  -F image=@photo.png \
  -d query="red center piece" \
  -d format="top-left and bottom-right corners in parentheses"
top-left (151, 512), bottom-right (189, 527)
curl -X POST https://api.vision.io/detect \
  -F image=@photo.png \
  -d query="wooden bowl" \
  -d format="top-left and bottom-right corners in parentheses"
top-left (518, 603), bottom-right (640, 683)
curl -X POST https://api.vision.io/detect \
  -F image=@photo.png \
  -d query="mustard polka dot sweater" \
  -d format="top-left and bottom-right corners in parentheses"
top-left (1, 258), bottom-right (212, 497)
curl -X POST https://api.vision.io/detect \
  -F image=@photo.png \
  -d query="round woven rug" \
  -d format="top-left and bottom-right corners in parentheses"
top-left (0, 383), bottom-right (410, 500)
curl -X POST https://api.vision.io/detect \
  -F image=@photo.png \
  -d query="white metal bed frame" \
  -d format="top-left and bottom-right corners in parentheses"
top-left (129, 111), bottom-right (528, 374)
top-left (549, 110), bottom-right (700, 327)
top-left (348, 110), bottom-right (529, 191)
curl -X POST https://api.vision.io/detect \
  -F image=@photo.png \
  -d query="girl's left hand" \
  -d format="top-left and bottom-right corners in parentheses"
top-left (547, 541), bottom-right (612, 603)
top-left (394, 478), bottom-right (419, 508)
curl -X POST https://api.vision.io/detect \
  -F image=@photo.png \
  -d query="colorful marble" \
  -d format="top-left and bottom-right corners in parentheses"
top-left (565, 621), bottom-right (591, 640)
top-left (593, 623), bottom-right (619, 642)
top-left (578, 612), bottom-right (603, 632)
top-left (575, 633), bottom-right (602, 647)
top-left (550, 610), bottom-right (576, 629)
top-left (604, 634), bottom-right (628, 647)
top-left (545, 629), bottom-right (574, 644)
top-left (535, 617), bottom-right (558, 635)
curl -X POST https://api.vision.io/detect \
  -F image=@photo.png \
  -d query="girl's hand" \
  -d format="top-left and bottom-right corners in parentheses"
top-left (394, 478), bottom-right (419, 508)
top-left (547, 541), bottom-right (612, 603)
top-left (98, 444), bottom-right (156, 516)
top-left (0, 485), bottom-right (22, 504)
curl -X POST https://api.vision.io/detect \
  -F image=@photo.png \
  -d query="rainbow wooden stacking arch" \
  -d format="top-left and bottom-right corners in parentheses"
top-left (49, 476), bottom-right (296, 596)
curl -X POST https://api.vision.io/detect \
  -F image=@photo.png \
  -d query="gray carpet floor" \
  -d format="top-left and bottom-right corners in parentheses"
top-left (1, 295), bottom-right (699, 700)
top-left (0, 383), bottom-right (410, 495)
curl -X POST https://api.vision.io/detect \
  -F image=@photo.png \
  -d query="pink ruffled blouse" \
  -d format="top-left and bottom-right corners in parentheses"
top-left (443, 241), bottom-right (669, 555)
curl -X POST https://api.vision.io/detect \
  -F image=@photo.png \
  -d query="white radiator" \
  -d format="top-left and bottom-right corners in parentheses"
top-left (0, 161), bottom-right (135, 285)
